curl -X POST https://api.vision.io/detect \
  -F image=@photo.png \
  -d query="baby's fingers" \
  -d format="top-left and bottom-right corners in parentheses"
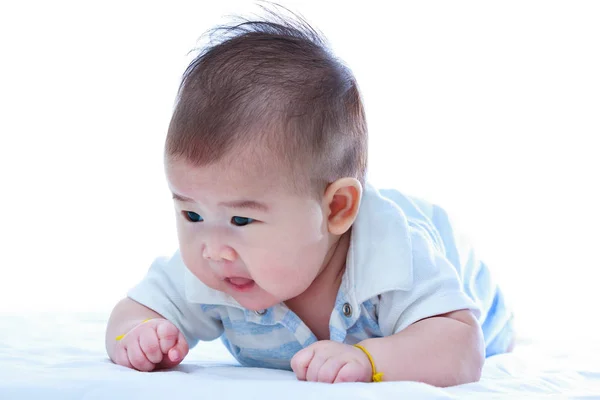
top-left (317, 357), bottom-right (345, 383)
top-left (157, 330), bottom-right (188, 369)
top-left (127, 337), bottom-right (156, 372)
top-left (113, 344), bottom-right (133, 369)
top-left (139, 328), bottom-right (163, 364)
top-left (333, 362), bottom-right (366, 383)
top-left (172, 330), bottom-right (189, 361)
top-left (156, 321), bottom-right (180, 354)
top-left (290, 347), bottom-right (315, 381)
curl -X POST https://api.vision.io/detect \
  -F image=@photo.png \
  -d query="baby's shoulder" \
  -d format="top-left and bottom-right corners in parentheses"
top-left (371, 187), bottom-right (445, 252)
top-left (377, 187), bottom-right (436, 220)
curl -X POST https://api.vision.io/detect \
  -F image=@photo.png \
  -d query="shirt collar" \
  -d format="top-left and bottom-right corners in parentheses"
top-left (183, 181), bottom-right (414, 307)
top-left (342, 182), bottom-right (414, 306)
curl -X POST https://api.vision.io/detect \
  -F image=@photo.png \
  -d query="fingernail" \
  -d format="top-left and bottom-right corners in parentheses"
top-left (170, 350), bottom-right (179, 361)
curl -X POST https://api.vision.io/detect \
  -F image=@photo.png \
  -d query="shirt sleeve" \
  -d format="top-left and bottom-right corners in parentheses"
top-left (377, 225), bottom-right (481, 336)
top-left (429, 204), bottom-right (514, 355)
top-left (127, 251), bottom-right (224, 348)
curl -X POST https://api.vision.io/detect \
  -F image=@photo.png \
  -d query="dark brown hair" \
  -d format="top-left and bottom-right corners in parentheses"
top-left (165, 4), bottom-right (368, 197)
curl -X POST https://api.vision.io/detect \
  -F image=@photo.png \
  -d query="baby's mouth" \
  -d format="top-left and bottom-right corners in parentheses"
top-left (225, 277), bottom-right (256, 292)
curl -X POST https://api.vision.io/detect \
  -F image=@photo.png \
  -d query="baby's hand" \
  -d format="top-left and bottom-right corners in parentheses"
top-left (113, 318), bottom-right (189, 372)
top-left (291, 340), bottom-right (372, 383)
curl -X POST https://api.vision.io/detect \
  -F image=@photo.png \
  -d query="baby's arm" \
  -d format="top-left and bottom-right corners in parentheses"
top-left (105, 297), bottom-right (189, 371)
top-left (359, 309), bottom-right (484, 386)
top-left (367, 225), bottom-right (485, 385)
top-left (105, 297), bottom-right (162, 357)
top-left (290, 309), bottom-right (483, 385)
top-left (106, 251), bottom-right (225, 370)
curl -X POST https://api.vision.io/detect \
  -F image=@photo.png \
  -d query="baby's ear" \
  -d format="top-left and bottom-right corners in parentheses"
top-left (323, 178), bottom-right (362, 236)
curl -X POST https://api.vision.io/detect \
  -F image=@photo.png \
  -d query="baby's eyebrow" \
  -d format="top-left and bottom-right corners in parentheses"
top-left (172, 193), bottom-right (195, 202)
top-left (219, 200), bottom-right (270, 213)
top-left (171, 192), bottom-right (269, 213)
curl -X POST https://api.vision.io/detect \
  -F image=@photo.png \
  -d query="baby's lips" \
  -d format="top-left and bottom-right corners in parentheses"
top-left (227, 277), bottom-right (254, 285)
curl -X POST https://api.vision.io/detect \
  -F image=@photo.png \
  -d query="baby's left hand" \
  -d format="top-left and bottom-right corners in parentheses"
top-left (290, 340), bottom-right (372, 383)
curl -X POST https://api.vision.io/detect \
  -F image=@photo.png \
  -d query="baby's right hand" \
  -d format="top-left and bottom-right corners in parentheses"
top-left (113, 318), bottom-right (189, 372)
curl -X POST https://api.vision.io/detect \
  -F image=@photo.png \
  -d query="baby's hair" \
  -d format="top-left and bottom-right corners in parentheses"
top-left (165, 3), bottom-right (368, 198)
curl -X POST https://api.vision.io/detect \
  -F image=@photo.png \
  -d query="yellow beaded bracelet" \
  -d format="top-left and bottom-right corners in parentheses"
top-left (353, 344), bottom-right (384, 382)
top-left (115, 318), bottom-right (152, 341)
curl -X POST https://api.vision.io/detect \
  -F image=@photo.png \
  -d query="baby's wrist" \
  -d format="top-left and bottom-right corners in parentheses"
top-left (353, 343), bottom-right (384, 382)
top-left (115, 318), bottom-right (153, 341)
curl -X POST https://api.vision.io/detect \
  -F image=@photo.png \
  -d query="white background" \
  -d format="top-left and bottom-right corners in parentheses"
top-left (1, 1), bottom-right (598, 343)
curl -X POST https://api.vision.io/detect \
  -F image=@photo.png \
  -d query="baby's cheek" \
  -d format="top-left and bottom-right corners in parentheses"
top-left (178, 241), bottom-right (197, 267)
top-left (253, 263), bottom-right (314, 299)
top-left (246, 236), bottom-right (326, 296)
top-left (179, 248), bottom-right (215, 285)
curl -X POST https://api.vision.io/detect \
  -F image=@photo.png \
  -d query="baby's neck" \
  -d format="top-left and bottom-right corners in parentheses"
top-left (303, 229), bottom-right (350, 298)
top-left (284, 230), bottom-right (351, 339)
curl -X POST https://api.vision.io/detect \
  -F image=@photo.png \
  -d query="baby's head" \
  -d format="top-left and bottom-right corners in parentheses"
top-left (164, 11), bottom-right (368, 310)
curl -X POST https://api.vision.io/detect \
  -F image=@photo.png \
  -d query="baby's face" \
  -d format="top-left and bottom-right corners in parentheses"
top-left (165, 157), bottom-right (333, 311)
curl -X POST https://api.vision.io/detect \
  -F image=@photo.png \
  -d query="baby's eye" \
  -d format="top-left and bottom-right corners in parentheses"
top-left (231, 216), bottom-right (254, 226)
top-left (184, 211), bottom-right (204, 223)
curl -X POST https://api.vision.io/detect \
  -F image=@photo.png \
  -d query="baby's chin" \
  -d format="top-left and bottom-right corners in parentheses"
top-left (223, 283), bottom-right (283, 311)
top-left (232, 294), bottom-right (282, 312)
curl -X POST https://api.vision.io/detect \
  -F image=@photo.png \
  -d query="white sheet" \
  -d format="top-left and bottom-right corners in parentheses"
top-left (1, 312), bottom-right (599, 399)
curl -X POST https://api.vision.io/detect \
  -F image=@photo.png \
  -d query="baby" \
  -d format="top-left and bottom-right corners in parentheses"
top-left (105, 10), bottom-right (514, 387)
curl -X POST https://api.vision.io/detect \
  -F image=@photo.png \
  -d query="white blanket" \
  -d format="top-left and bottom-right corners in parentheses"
top-left (1, 312), bottom-right (599, 399)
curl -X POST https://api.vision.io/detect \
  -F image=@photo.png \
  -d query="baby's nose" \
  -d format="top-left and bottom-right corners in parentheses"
top-left (202, 244), bottom-right (237, 262)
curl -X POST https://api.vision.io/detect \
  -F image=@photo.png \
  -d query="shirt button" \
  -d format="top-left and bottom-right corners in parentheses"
top-left (255, 309), bottom-right (267, 316)
top-left (342, 303), bottom-right (352, 317)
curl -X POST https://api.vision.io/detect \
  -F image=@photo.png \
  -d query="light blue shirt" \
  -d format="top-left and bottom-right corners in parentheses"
top-left (128, 183), bottom-right (513, 370)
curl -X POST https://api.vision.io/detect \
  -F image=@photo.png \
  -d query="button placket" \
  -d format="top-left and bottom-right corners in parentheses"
top-left (342, 303), bottom-right (352, 317)
top-left (244, 308), bottom-right (272, 324)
